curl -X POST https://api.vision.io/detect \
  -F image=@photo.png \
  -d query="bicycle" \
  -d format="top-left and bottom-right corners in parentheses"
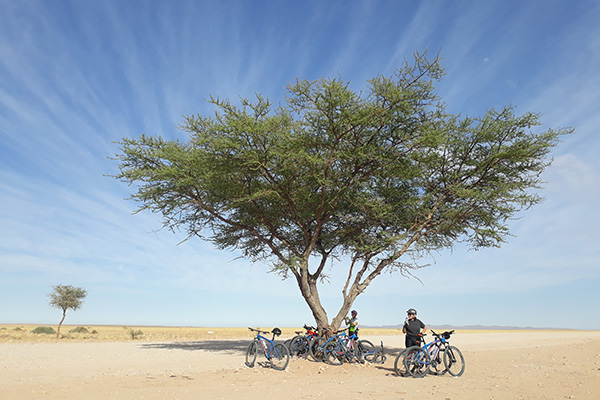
top-left (311, 328), bottom-right (378, 365)
top-left (245, 327), bottom-right (290, 371)
top-left (288, 324), bottom-right (319, 358)
top-left (399, 330), bottom-right (465, 378)
top-left (324, 329), bottom-right (362, 365)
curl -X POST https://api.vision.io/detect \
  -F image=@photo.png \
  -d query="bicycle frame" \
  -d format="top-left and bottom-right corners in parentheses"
top-left (332, 331), bottom-right (357, 354)
top-left (255, 332), bottom-right (277, 358)
top-left (423, 333), bottom-right (445, 359)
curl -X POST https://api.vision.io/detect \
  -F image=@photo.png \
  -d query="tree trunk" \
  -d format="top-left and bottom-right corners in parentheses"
top-left (296, 275), bottom-right (361, 337)
top-left (294, 268), bottom-right (334, 336)
top-left (297, 268), bottom-right (368, 337)
top-left (56, 309), bottom-right (67, 338)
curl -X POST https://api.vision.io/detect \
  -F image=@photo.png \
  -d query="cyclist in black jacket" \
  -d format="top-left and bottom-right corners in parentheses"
top-left (402, 308), bottom-right (427, 348)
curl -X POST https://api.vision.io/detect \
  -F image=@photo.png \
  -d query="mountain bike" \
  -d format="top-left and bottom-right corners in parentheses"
top-left (245, 327), bottom-right (290, 370)
top-left (288, 324), bottom-right (319, 358)
top-left (400, 330), bottom-right (465, 378)
top-left (324, 329), bottom-right (362, 365)
top-left (309, 328), bottom-right (346, 362)
top-left (310, 328), bottom-right (377, 365)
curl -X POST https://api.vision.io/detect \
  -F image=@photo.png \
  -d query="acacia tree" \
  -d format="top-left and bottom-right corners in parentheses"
top-left (112, 53), bottom-right (571, 332)
top-left (48, 284), bottom-right (87, 338)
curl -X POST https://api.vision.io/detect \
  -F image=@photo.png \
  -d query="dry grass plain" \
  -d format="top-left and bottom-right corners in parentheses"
top-left (0, 324), bottom-right (409, 342)
top-left (1, 324), bottom-right (599, 400)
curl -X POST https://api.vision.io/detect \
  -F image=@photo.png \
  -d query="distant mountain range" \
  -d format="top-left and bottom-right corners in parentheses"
top-left (364, 324), bottom-right (573, 330)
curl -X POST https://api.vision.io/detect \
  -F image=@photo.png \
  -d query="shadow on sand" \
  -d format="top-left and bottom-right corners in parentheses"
top-left (140, 340), bottom-right (251, 354)
top-left (140, 341), bottom-right (408, 364)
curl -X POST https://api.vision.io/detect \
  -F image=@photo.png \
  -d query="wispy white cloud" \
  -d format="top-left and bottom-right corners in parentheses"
top-left (1, 0), bottom-right (599, 328)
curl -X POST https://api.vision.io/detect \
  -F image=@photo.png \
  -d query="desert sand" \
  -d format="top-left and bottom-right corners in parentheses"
top-left (1, 328), bottom-right (599, 399)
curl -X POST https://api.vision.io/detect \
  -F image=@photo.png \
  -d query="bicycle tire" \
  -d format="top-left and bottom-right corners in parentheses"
top-left (428, 347), bottom-right (447, 375)
top-left (393, 348), bottom-right (408, 376)
top-left (309, 336), bottom-right (326, 362)
top-left (269, 343), bottom-right (290, 370)
top-left (347, 340), bottom-right (363, 364)
top-left (357, 339), bottom-right (375, 362)
top-left (289, 335), bottom-right (309, 357)
top-left (443, 345), bottom-right (465, 377)
top-left (245, 341), bottom-right (257, 368)
top-left (324, 340), bottom-right (344, 365)
top-left (403, 346), bottom-right (430, 378)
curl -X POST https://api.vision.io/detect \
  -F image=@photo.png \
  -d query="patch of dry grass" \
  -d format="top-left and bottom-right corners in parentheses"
top-left (6, 324), bottom-right (547, 344)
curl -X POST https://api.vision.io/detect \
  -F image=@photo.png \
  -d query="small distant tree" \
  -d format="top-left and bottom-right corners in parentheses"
top-left (48, 284), bottom-right (87, 338)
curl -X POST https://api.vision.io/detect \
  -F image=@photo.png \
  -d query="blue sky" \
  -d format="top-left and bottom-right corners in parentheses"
top-left (1, 0), bottom-right (599, 330)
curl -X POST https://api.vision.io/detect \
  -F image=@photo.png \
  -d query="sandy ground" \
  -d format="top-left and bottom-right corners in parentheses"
top-left (1, 331), bottom-right (599, 400)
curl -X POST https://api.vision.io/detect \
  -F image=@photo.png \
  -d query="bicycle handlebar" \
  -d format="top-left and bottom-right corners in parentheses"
top-left (248, 327), bottom-right (272, 335)
top-left (430, 329), bottom-right (455, 339)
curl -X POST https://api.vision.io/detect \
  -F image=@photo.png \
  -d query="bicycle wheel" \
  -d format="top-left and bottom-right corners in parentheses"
top-left (245, 341), bottom-right (257, 368)
top-left (403, 346), bottom-right (430, 378)
top-left (269, 343), bottom-right (290, 370)
top-left (309, 336), bottom-right (326, 362)
top-left (443, 345), bottom-right (465, 377)
top-left (393, 348), bottom-right (408, 376)
top-left (324, 340), bottom-right (344, 365)
top-left (357, 339), bottom-right (375, 362)
top-left (289, 335), bottom-right (309, 357)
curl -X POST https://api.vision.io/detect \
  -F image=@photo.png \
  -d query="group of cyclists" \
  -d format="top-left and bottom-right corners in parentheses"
top-left (345, 307), bottom-right (427, 347)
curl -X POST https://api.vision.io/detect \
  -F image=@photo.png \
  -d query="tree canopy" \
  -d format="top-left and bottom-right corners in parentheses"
top-left (112, 52), bottom-right (572, 331)
top-left (48, 284), bottom-right (87, 338)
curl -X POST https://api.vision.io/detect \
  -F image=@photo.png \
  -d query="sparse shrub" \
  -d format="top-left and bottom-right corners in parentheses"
top-left (91, 329), bottom-right (98, 334)
top-left (129, 329), bottom-right (144, 340)
top-left (31, 326), bottom-right (57, 335)
top-left (13, 327), bottom-right (24, 331)
top-left (69, 326), bottom-right (89, 333)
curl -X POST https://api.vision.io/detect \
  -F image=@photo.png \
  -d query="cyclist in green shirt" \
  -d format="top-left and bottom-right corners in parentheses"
top-left (345, 309), bottom-right (359, 337)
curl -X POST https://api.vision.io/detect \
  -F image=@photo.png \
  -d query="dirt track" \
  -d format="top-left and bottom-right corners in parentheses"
top-left (1, 331), bottom-right (599, 399)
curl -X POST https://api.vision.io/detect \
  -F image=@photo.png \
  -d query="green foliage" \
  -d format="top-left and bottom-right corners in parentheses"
top-left (48, 285), bottom-right (87, 312)
top-left (111, 51), bottom-right (572, 329)
top-left (69, 326), bottom-right (89, 333)
top-left (31, 326), bottom-right (57, 335)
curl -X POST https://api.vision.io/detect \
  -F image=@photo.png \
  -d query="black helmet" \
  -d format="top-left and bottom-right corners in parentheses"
top-left (351, 310), bottom-right (358, 316)
top-left (407, 308), bottom-right (417, 315)
top-left (271, 327), bottom-right (282, 336)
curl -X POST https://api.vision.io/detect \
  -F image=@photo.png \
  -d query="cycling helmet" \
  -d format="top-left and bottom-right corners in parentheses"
top-left (351, 310), bottom-right (358, 316)
top-left (407, 308), bottom-right (417, 315)
top-left (271, 327), bottom-right (282, 336)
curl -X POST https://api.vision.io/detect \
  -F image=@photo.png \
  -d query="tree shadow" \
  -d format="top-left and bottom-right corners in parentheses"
top-left (379, 345), bottom-right (405, 358)
top-left (140, 340), bottom-right (250, 354)
top-left (374, 346), bottom-right (407, 376)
